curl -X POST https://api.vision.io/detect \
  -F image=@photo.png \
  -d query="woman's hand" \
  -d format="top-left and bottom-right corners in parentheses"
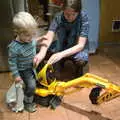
top-left (47, 52), bottom-right (63, 65)
top-left (36, 35), bottom-right (48, 42)
top-left (33, 53), bottom-right (45, 68)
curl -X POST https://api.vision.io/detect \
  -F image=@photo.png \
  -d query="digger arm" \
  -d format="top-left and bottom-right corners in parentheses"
top-left (35, 64), bottom-right (120, 104)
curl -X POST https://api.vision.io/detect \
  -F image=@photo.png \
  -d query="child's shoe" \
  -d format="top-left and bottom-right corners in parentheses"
top-left (24, 103), bottom-right (36, 113)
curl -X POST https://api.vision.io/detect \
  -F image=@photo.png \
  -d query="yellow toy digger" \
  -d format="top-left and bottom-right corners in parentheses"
top-left (34, 64), bottom-right (120, 109)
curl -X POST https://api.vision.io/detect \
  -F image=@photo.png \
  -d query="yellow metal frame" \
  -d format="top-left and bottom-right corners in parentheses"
top-left (35, 64), bottom-right (120, 104)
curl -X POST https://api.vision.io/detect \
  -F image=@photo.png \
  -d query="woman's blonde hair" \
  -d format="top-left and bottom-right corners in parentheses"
top-left (13, 11), bottom-right (38, 34)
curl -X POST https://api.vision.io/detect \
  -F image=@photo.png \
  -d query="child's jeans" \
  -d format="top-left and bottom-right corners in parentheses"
top-left (19, 69), bottom-right (36, 104)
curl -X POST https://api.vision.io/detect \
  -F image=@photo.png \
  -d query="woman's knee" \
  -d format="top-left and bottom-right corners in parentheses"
top-left (74, 60), bottom-right (89, 77)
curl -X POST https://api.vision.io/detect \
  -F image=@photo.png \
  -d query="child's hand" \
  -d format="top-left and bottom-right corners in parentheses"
top-left (15, 76), bottom-right (23, 83)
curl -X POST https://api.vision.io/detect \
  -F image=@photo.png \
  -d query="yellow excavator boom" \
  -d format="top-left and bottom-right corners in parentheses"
top-left (35, 64), bottom-right (120, 104)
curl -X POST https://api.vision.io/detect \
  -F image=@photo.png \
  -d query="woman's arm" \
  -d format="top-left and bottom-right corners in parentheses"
top-left (47, 36), bottom-right (87, 64)
top-left (33, 31), bottom-right (55, 67)
top-left (60, 36), bottom-right (87, 57)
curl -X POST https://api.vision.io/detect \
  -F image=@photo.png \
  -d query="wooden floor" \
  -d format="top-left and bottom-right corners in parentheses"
top-left (0, 44), bottom-right (120, 120)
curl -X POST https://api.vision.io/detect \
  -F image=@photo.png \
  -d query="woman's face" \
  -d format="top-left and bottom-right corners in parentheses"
top-left (63, 8), bottom-right (78, 22)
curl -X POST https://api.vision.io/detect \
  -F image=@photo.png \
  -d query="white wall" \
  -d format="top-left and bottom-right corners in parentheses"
top-left (82, 0), bottom-right (100, 53)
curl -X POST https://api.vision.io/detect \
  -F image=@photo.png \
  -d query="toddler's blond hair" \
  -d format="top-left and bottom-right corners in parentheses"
top-left (13, 11), bottom-right (38, 34)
